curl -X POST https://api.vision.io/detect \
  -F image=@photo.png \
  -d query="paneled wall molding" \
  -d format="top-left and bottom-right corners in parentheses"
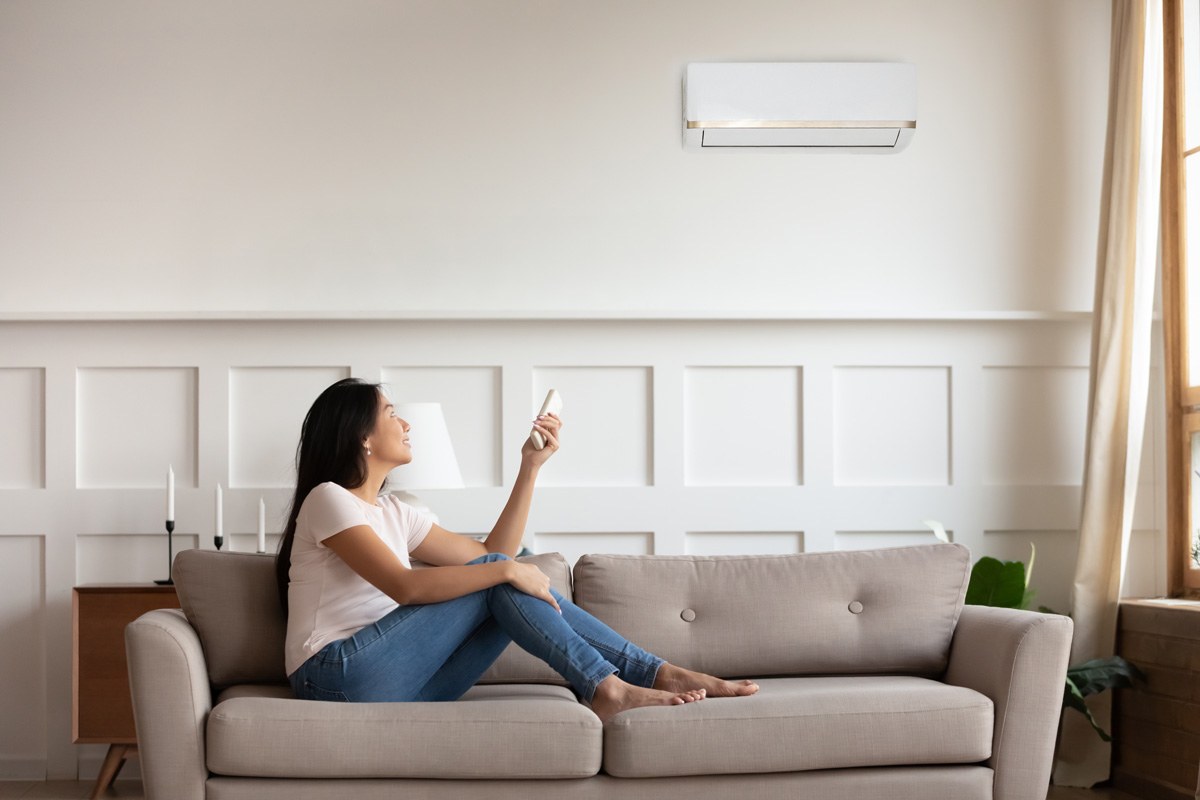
top-left (0, 317), bottom-right (1168, 781)
top-left (0, 310), bottom-right (1116, 322)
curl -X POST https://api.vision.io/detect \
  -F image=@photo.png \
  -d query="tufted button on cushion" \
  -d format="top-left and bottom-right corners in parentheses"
top-left (681, 608), bottom-right (697, 622)
top-left (848, 601), bottom-right (864, 614)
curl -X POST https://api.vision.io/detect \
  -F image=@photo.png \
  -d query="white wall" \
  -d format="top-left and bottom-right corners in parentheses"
top-left (0, 316), bottom-right (1169, 783)
top-left (1, 0), bottom-right (1153, 787)
top-left (0, 0), bottom-right (1109, 317)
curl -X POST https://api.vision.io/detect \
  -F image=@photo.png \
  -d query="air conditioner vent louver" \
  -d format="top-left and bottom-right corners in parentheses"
top-left (683, 63), bottom-right (917, 154)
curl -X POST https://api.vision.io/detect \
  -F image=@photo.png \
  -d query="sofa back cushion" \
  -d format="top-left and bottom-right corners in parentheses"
top-left (172, 548), bottom-right (573, 688)
top-left (474, 553), bottom-right (572, 686)
top-left (173, 550), bottom-right (285, 686)
top-left (571, 543), bottom-right (971, 678)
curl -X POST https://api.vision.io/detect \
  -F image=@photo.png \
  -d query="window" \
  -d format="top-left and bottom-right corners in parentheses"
top-left (1164, 0), bottom-right (1200, 596)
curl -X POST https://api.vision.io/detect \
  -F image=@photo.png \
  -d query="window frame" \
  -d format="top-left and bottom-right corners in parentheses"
top-left (1163, 0), bottom-right (1200, 597)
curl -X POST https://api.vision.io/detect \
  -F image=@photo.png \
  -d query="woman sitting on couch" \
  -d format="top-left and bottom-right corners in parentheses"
top-left (275, 377), bottom-right (758, 723)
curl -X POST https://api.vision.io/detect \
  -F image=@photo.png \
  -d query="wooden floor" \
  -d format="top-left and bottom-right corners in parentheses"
top-left (0, 780), bottom-right (1146, 799)
top-left (0, 782), bottom-right (145, 799)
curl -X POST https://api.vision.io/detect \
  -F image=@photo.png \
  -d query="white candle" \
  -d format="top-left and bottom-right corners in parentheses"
top-left (215, 483), bottom-right (223, 539)
top-left (167, 465), bottom-right (174, 522)
top-left (257, 497), bottom-right (266, 553)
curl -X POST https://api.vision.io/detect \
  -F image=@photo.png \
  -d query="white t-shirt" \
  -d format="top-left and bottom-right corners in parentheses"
top-left (284, 481), bottom-right (434, 677)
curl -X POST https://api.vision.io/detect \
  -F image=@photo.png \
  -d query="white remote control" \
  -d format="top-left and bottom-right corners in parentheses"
top-left (531, 389), bottom-right (563, 450)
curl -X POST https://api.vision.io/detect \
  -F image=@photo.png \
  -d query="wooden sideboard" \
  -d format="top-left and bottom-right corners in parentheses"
top-left (1113, 599), bottom-right (1200, 800)
top-left (72, 584), bottom-right (181, 800)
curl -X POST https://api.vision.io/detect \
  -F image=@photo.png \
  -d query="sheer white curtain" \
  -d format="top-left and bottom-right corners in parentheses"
top-left (1051, 0), bottom-right (1162, 787)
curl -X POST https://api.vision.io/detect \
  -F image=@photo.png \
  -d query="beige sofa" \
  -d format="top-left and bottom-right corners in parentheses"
top-left (125, 542), bottom-right (1073, 800)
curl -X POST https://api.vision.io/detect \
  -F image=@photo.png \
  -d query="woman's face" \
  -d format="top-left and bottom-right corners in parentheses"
top-left (369, 392), bottom-right (412, 466)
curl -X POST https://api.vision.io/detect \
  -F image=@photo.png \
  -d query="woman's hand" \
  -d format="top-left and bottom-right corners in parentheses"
top-left (505, 560), bottom-right (562, 613)
top-left (520, 412), bottom-right (562, 470)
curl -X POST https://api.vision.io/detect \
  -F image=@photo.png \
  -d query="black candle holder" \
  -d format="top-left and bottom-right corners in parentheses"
top-left (155, 519), bottom-right (175, 585)
top-left (215, 535), bottom-right (224, 551)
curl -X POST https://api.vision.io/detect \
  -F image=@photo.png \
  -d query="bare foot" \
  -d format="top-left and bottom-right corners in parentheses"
top-left (652, 662), bottom-right (760, 698)
top-left (586, 674), bottom-right (705, 723)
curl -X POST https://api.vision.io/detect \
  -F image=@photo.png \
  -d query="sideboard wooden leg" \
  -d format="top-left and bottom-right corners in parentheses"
top-left (89, 743), bottom-right (135, 799)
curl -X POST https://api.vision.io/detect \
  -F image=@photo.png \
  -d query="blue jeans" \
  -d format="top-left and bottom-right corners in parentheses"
top-left (288, 553), bottom-right (665, 704)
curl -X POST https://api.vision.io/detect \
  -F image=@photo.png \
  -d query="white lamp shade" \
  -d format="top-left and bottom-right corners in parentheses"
top-left (389, 402), bottom-right (465, 490)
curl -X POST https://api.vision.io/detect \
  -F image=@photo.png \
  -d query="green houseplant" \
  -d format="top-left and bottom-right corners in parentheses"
top-left (923, 521), bottom-right (1146, 742)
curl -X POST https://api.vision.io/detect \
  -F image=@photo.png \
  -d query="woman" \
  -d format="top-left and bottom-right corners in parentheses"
top-left (277, 377), bottom-right (758, 723)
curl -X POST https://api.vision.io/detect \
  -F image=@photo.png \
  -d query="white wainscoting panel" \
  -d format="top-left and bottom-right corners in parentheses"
top-left (685, 531), bottom-right (804, 555)
top-left (382, 366), bottom-right (502, 488)
top-left (534, 532), bottom-right (653, 571)
top-left (835, 530), bottom-right (953, 551)
top-left (0, 536), bottom-right (45, 778)
top-left (228, 533), bottom-right (283, 555)
top-left (0, 317), bottom-right (1172, 781)
top-left (76, 534), bottom-right (199, 585)
top-left (833, 366), bottom-right (951, 486)
top-left (229, 366), bottom-right (351, 488)
top-left (684, 367), bottom-right (802, 487)
top-left (532, 367), bottom-right (652, 487)
top-left (982, 366), bottom-right (1090, 485)
top-left (0, 368), bottom-right (44, 489)
top-left (76, 367), bottom-right (196, 489)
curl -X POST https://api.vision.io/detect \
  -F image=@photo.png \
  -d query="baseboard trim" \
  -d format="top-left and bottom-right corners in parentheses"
top-left (0, 756), bottom-right (46, 781)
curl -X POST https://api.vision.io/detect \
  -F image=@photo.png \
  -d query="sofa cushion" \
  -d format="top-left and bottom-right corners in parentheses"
top-left (213, 681), bottom-right (579, 706)
top-left (215, 683), bottom-right (295, 704)
top-left (601, 675), bottom-right (993, 778)
top-left (174, 551), bottom-right (286, 686)
top-left (174, 547), bottom-right (573, 688)
top-left (207, 683), bottom-right (599, 779)
top-left (469, 553), bottom-right (572, 686)
top-left (572, 543), bottom-right (971, 678)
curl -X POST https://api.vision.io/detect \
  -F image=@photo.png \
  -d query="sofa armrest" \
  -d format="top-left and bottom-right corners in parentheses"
top-left (125, 608), bottom-right (212, 800)
top-left (943, 605), bottom-right (1073, 800)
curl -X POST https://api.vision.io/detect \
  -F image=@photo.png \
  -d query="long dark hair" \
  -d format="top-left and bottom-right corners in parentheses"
top-left (275, 377), bottom-right (391, 618)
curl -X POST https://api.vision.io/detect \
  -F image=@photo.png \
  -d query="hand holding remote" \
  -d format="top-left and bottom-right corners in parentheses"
top-left (530, 390), bottom-right (563, 450)
top-left (522, 390), bottom-right (563, 468)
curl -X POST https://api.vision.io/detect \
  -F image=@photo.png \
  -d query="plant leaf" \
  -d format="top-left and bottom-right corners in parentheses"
top-left (965, 557), bottom-right (1026, 608)
top-left (1026, 543), bottom-right (1035, 588)
top-left (1063, 676), bottom-right (1111, 742)
top-left (1067, 656), bottom-right (1147, 697)
top-left (1038, 605), bottom-right (1058, 615)
top-left (923, 520), bottom-right (950, 544)
top-left (1019, 587), bottom-right (1037, 611)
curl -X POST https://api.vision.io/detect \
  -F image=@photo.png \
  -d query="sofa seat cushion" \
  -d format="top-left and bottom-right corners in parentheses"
top-left (602, 675), bottom-right (993, 778)
top-left (215, 683), bottom-right (294, 703)
top-left (207, 683), bottom-right (600, 779)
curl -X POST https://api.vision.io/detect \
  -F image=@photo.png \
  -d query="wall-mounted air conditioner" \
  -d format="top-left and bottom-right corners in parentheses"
top-left (683, 62), bottom-right (917, 153)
